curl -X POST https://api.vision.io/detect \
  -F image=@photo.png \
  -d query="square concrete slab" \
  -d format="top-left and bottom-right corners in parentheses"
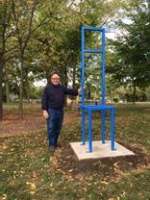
top-left (70, 140), bottom-right (135, 160)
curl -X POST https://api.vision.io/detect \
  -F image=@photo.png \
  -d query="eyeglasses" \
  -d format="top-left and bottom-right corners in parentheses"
top-left (51, 78), bottom-right (60, 80)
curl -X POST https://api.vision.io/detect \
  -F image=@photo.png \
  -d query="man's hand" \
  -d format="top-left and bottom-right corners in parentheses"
top-left (43, 110), bottom-right (49, 119)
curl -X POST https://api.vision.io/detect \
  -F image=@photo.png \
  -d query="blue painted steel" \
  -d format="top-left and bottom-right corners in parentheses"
top-left (82, 105), bottom-right (115, 151)
top-left (84, 49), bottom-right (103, 53)
top-left (81, 26), bottom-right (106, 105)
top-left (81, 27), bottom-right (85, 145)
top-left (101, 110), bottom-right (105, 144)
top-left (83, 26), bottom-right (104, 31)
top-left (80, 26), bottom-right (116, 153)
top-left (81, 108), bottom-right (85, 145)
top-left (110, 107), bottom-right (115, 150)
top-left (88, 109), bottom-right (92, 152)
top-left (101, 28), bottom-right (106, 105)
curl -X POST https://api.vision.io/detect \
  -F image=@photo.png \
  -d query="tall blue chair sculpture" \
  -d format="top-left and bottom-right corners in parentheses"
top-left (81, 26), bottom-right (116, 152)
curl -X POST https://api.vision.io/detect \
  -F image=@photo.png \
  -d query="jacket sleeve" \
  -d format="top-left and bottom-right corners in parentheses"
top-left (41, 86), bottom-right (48, 110)
top-left (63, 85), bottom-right (78, 96)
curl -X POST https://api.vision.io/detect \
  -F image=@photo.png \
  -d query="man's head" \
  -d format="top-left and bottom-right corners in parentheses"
top-left (50, 72), bottom-right (60, 85)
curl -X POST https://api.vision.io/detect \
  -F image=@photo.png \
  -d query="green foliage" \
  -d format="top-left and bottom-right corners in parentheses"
top-left (2, 0), bottom-right (143, 119)
top-left (108, 0), bottom-right (150, 90)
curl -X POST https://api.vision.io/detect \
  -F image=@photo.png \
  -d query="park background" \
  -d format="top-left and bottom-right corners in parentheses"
top-left (0, 0), bottom-right (150, 199)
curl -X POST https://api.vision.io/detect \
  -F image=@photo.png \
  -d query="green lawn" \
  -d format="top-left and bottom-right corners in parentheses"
top-left (0, 103), bottom-right (150, 200)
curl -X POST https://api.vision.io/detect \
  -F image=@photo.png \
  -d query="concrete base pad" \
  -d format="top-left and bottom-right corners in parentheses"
top-left (70, 140), bottom-right (135, 160)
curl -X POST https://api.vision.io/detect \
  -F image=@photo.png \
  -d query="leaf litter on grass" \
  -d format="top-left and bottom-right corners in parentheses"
top-left (1, 103), bottom-right (150, 199)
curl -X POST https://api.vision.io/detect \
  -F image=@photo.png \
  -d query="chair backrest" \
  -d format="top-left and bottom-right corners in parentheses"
top-left (81, 26), bottom-right (106, 106)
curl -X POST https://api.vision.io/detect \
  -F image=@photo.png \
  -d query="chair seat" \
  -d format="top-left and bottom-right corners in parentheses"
top-left (82, 104), bottom-right (115, 110)
top-left (81, 104), bottom-right (116, 152)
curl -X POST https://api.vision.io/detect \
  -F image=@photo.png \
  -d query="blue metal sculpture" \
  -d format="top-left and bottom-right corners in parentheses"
top-left (81, 26), bottom-right (116, 152)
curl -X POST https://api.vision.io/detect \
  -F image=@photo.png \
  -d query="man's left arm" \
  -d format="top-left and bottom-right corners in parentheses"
top-left (64, 86), bottom-right (79, 96)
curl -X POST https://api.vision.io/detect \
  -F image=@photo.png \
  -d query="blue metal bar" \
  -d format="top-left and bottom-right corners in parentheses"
top-left (81, 107), bottom-right (86, 145)
top-left (81, 27), bottom-right (86, 146)
top-left (101, 110), bottom-right (105, 144)
top-left (88, 109), bottom-right (92, 152)
top-left (110, 108), bottom-right (115, 150)
top-left (81, 27), bottom-right (85, 106)
top-left (84, 49), bottom-right (103, 54)
top-left (101, 29), bottom-right (105, 105)
top-left (83, 26), bottom-right (104, 32)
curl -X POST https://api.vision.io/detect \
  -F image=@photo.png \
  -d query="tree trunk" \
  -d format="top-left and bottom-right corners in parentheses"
top-left (0, 59), bottom-right (3, 120)
top-left (19, 56), bottom-right (24, 120)
top-left (26, 77), bottom-right (30, 103)
top-left (0, 0), bottom-right (7, 120)
top-left (6, 81), bottom-right (10, 103)
top-left (132, 84), bottom-right (136, 104)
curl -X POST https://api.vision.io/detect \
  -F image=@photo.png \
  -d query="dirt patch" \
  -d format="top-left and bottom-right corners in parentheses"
top-left (51, 143), bottom-right (149, 180)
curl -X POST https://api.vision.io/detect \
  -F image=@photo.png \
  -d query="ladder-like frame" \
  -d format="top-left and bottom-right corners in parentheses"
top-left (81, 26), bottom-right (116, 152)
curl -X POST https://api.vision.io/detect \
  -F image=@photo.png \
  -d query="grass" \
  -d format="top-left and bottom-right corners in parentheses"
top-left (0, 103), bottom-right (150, 200)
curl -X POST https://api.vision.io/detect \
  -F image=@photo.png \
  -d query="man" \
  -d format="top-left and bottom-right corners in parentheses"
top-left (41, 72), bottom-right (79, 152)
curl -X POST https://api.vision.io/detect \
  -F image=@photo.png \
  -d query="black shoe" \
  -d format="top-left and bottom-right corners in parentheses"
top-left (49, 146), bottom-right (55, 152)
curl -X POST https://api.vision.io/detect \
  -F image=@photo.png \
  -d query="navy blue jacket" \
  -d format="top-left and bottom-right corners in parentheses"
top-left (41, 84), bottom-right (78, 110)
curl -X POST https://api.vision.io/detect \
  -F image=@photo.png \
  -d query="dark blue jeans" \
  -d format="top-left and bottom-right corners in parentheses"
top-left (46, 108), bottom-right (64, 147)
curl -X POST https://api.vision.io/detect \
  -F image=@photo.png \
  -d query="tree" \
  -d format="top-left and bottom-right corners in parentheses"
top-left (0, 0), bottom-right (14, 120)
top-left (10, 0), bottom-right (69, 118)
top-left (10, 0), bottom-right (40, 119)
top-left (0, 0), bottom-right (126, 120)
top-left (107, 0), bottom-right (150, 102)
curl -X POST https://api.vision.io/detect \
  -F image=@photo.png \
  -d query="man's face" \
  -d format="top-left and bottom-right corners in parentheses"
top-left (51, 74), bottom-right (60, 85)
